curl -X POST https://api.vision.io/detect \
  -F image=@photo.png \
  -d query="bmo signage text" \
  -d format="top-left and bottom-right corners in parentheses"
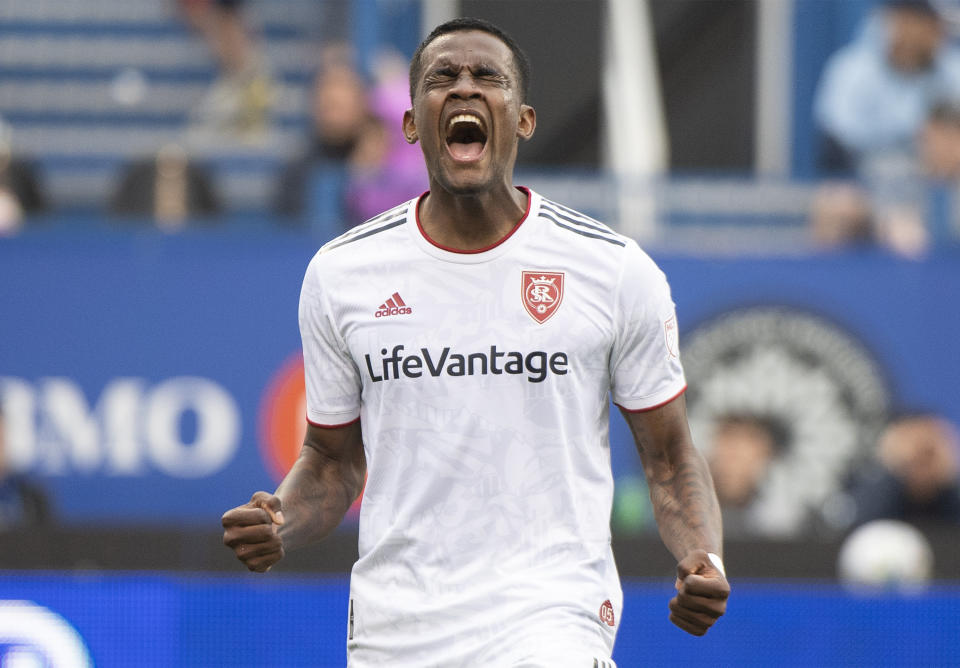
top-left (1, 376), bottom-right (240, 478)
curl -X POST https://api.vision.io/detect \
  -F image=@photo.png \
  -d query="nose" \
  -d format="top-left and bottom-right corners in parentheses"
top-left (449, 72), bottom-right (482, 99)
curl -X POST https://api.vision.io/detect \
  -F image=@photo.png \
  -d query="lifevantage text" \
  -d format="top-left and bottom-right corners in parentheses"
top-left (364, 345), bottom-right (569, 384)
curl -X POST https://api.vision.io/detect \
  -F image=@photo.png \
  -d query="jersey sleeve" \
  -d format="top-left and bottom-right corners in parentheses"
top-left (299, 255), bottom-right (362, 426)
top-left (609, 242), bottom-right (687, 411)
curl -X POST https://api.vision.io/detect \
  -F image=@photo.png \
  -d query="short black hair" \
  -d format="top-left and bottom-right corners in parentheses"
top-left (408, 17), bottom-right (531, 103)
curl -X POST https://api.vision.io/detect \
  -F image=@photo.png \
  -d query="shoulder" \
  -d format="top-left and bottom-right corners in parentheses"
top-left (535, 195), bottom-right (631, 250)
top-left (531, 195), bottom-right (672, 308)
top-left (320, 199), bottom-right (413, 254)
top-left (303, 198), bottom-right (414, 282)
top-left (533, 193), bottom-right (666, 283)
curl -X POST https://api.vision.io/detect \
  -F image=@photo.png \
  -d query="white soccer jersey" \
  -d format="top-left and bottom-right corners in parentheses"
top-left (299, 188), bottom-right (686, 667)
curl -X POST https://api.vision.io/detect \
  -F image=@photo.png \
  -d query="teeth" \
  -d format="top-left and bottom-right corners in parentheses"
top-left (448, 114), bottom-right (482, 130)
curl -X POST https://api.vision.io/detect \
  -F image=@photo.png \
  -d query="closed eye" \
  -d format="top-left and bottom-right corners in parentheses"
top-left (473, 66), bottom-right (507, 82)
top-left (427, 67), bottom-right (458, 81)
top-left (422, 64), bottom-right (508, 89)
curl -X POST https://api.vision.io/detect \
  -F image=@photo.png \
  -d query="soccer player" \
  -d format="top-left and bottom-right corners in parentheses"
top-left (222, 18), bottom-right (728, 666)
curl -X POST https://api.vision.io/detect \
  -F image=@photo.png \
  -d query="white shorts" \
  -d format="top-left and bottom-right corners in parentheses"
top-left (349, 623), bottom-right (616, 667)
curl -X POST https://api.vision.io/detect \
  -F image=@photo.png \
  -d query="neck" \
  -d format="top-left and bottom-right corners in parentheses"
top-left (419, 182), bottom-right (529, 251)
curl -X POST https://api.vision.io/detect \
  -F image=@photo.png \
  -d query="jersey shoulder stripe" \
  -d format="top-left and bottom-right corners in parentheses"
top-left (542, 212), bottom-right (627, 247)
top-left (541, 199), bottom-right (628, 240)
top-left (540, 200), bottom-right (609, 234)
top-left (324, 199), bottom-right (410, 245)
top-left (322, 215), bottom-right (405, 252)
top-left (539, 199), bottom-right (627, 247)
top-left (362, 199), bottom-right (410, 228)
top-left (319, 202), bottom-right (411, 253)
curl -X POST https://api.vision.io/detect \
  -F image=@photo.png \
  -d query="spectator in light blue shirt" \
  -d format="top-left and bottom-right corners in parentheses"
top-left (814, 0), bottom-right (960, 176)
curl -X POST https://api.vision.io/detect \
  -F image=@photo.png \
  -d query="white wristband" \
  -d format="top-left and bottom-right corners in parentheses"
top-left (707, 552), bottom-right (726, 578)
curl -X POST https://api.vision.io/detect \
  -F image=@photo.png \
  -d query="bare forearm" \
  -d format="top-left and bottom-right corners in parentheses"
top-left (620, 399), bottom-right (723, 560)
top-left (645, 446), bottom-right (723, 560)
top-left (274, 447), bottom-right (364, 551)
top-left (619, 390), bottom-right (729, 635)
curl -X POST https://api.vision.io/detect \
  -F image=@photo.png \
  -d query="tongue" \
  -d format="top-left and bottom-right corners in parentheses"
top-left (449, 141), bottom-right (484, 161)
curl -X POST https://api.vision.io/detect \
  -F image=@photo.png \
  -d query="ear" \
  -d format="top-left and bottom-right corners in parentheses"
top-left (517, 104), bottom-right (536, 142)
top-left (402, 109), bottom-right (418, 144)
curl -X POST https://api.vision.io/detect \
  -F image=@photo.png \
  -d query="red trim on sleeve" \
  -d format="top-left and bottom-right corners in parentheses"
top-left (306, 415), bottom-right (360, 429)
top-left (415, 187), bottom-right (532, 253)
top-left (615, 385), bottom-right (687, 414)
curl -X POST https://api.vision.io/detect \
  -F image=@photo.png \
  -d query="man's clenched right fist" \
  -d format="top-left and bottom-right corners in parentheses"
top-left (222, 491), bottom-right (286, 572)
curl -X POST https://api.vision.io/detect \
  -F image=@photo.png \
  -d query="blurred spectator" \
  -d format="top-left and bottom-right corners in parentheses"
top-left (179, 0), bottom-right (276, 147)
top-left (0, 117), bottom-right (47, 235)
top-left (109, 143), bottom-right (222, 229)
top-left (920, 100), bottom-right (960, 180)
top-left (274, 52), bottom-right (372, 224)
top-left (0, 403), bottom-right (51, 530)
top-left (810, 100), bottom-right (960, 255)
top-left (274, 48), bottom-right (427, 237)
top-left (706, 413), bottom-right (796, 538)
top-left (343, 51), bottom-right (428, 223)
top-left (846, 413), bottom-right (960, 528)
top-left (807, 180), bottom-right (931, 256)
top-left (814, 0), bottom-right (960, 177)
top-left (917, 100), bottom-right (960, 244)
top-left (867, 98), bottom-right (960, 254)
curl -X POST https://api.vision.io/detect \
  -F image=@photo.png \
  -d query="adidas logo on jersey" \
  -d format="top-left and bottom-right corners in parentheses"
top-left (375, 292), bottom-right (412, 318)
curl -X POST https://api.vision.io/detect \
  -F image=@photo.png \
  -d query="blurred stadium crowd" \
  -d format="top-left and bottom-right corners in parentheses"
top-left (1, 0), bottom-right (960, 251)
top-left (0, 0), bottom-right (429, 233)
top-left (0, 0), bottom-right (958, 586)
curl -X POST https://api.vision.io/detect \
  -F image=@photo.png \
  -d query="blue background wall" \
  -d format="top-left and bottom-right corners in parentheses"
top-left (1, 230), bottom-right (958, 525)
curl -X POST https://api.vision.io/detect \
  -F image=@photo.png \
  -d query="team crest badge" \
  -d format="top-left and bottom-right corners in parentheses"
top-left (522, 271), bottom-right (564, 324)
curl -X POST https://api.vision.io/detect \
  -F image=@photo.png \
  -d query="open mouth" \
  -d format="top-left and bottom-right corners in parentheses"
top-left (445, 113), bottom-right (487, 162)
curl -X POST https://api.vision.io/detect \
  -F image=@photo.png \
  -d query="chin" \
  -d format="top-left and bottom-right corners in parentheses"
top-left (436, 172), bottom-right (494, 196)
top-left (443, 183), bottom-right (489, 197)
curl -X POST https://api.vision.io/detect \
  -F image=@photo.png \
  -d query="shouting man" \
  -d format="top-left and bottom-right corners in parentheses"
top-left (223, 17), bottom-right (728, 666)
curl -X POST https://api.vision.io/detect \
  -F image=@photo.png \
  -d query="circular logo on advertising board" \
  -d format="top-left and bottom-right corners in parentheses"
top-left (258, 353), bottom-right (307, 483)
top-left (682, 306), bottom-right (892, 534)
top-left (0, 600), bottom-right (93, 667)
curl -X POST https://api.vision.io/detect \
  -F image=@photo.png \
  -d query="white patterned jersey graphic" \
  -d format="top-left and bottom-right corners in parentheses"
top-left (299, 188), bottom-right (686, 667)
